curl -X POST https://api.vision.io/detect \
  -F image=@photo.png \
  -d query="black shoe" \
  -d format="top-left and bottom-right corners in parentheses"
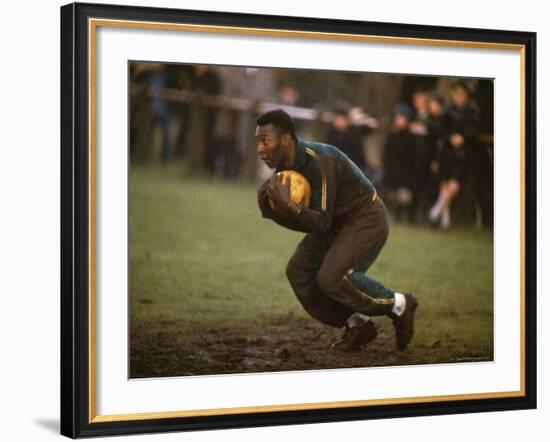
top-left (332, 320), bottom-right (378, 352)
top-left (390, 293), bottom-right (418, 351)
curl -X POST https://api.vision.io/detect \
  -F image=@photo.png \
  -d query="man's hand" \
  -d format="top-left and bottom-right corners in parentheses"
top-left (266, 175), bottom-right (291, 210)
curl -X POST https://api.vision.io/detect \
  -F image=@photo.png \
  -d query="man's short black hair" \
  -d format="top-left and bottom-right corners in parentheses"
top-left (256, 109), bottom-right (297, 141)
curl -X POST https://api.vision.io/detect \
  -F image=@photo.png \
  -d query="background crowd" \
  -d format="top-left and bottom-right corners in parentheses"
top-left (130, 63), bottom-right (494, 230)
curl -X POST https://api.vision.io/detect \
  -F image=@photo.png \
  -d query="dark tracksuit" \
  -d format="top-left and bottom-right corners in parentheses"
top-left (258, 139), bottom-right (396, 328)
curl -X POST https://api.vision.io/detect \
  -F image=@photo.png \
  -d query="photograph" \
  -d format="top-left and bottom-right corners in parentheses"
top-left (128, 62), bottom-right (495, 378)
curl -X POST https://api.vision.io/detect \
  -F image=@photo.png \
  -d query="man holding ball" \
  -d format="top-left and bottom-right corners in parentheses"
top-left (256, 109), bottom-right (418, 352)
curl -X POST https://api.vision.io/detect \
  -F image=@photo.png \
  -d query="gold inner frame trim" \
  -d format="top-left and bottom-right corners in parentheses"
top-left (519, 46), bottom-right (526, 395)
top-left (87, 17), bottom-right (527, 423)
top-left (91, 390), bottom-right (524, 423)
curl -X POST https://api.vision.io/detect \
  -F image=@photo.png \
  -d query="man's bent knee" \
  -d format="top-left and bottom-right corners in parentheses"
top-left (317, 268), bottom-right (342, 295)
top-left (285, 259), bottom-right (298, 283)
top-left (285, 256), bottom-right (311, 286)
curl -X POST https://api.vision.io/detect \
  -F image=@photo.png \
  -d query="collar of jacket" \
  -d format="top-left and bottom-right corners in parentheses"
top-left (293, 138), bottom-right (307, 169)
top-left (275, 138), bottom-right (307, 172)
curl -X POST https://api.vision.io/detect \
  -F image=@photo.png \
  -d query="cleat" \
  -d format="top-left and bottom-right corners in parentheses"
top-left (332, 320), bottom-right (378, 352)
top-left (390, 293), bottom-right (418, 351)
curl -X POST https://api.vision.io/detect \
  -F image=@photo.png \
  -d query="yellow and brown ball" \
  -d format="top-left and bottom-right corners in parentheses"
top-left (268, 170), bottom-right (311, 212)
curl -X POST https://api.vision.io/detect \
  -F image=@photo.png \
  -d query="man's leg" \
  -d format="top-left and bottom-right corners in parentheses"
top-left (317, 201), bottom-right (396, 317)
top-left (286, 233), bottom-right (352, 328)
top-left (343, 242), bottom-right (396, 312)
top-left (317, 200), bottom-right (418, 351)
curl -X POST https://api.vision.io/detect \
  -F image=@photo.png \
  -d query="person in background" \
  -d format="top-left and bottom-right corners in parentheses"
top-left (277, 83), bottom-right (307, 135)
top-left (426, 91), bottom-right (446, 158)
top-left (192, 65), bottom-right (222, 175)
top-left (278, 84), bottom-right (301, 106)
top-left (167, 64), bottom-right (195, 158)
top-left (429, 81), bottom-right (480, 229)
top-left (326, 107), bottom-right (374, 173)
top-left (382, 104), bottom-right (417, 222)
top-left (408, 89), bottom-right (434, 222)
top-left (149, 64), bottom-right (173, 164)
top-left (471, 80), bottom-right (494, 228)
top-left (423, 91), bottom-right (447, 215)
top-left (411, 88), bottom-right (430, 124)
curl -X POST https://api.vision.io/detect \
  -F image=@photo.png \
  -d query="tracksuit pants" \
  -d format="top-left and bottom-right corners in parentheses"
top-left (285, 198), bottom-right (396, 328)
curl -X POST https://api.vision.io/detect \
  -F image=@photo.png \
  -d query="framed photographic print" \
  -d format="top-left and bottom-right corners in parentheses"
top-left (60, 1), bottom-right (537, 438)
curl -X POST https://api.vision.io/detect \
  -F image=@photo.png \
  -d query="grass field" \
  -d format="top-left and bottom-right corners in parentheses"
top-left (129, 164), bottom-right (494, 378)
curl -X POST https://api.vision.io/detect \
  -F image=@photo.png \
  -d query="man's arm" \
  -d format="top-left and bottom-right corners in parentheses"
top-left (257, 180), bottom-right (311, 233)
top-left (266, 156), bottom-right (336, 235)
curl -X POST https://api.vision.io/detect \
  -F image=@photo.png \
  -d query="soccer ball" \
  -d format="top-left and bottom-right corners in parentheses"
top-left (268, 170), bottom-right (311, 211)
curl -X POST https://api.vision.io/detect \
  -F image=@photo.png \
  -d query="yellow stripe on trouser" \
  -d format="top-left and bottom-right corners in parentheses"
top-left (343, 274), bottom-right (395, 305)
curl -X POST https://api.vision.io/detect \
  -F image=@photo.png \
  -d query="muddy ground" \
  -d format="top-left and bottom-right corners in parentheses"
top-left (130, 312), bottom-right (492, 378)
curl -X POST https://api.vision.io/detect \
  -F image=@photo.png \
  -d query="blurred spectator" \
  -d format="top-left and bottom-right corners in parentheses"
top-left (408, 89), bottom-right (434, 222)
top-left (277, 83), bottom-right (308, 135)
top-left (240, 68), bottom-right (278, 181)
top-left (326, 108), bottom-right (373, 172)
top-left (411, 89), bottom-right (430, 124)
top-left (426, 91), bottom-right (446, 156)
top-left (192, 65), bottom-right (221, 175)
top-left (278, 84), bottom-right (301, 106)
top-left (129, 63), bottom-right (147, 159)
top-left (400, 76), bottom-right (438, 109)
top-left (213, 67), bottom-right (242, 179)
top-left (148, 64), bottom-right (172, 163)
top-left (166, 64), bottom-right (195, 158)
top-left (429, 81), bottom-right (480, 229)
top-left (383, 104), bottom-right (417, 222)
top-left (423, 91), bottom-right (447, 212)
top-left (472, 80), bottom-right (494, 228)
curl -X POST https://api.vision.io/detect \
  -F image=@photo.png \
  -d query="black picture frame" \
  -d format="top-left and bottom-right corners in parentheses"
top-left (61, 2), bottom-right (537, 438)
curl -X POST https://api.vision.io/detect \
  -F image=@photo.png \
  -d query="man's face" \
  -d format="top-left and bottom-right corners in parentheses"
top-left (255, 124), bottom-right (286, 169)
